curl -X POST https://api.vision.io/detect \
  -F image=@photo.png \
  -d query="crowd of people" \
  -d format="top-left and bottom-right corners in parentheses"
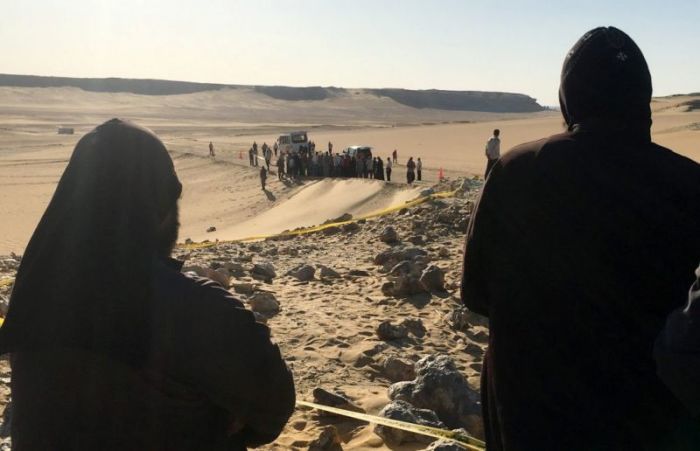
top-left (1, 26), bottom-right (699, 451)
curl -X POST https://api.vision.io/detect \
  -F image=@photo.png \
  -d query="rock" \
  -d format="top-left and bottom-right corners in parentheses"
top-left (231, 282), bottom-right (255, 296)
top-left (342, 222), bottom-right (361, 233)
top-left (385, 261), bottom-right (427, 297)
top-left (375, 400), bottom-right (445, 445)
top-left (420, 265), bottom-right (445, 292)
top-left (251, 262), bottom-right (276, 281)
top-left (248, 243), bottom-right (263, 253)
top-left (313, 388), bottom-right (360, 410)
top-left (401, 318), bottom-right (426, 338)
top-left (184, 238), bottom-right (193, 245)
top-left (0, 401), bottom-right (11, 438)
top-left (287, 264), bottom-right (316, 282)
top-left (380, 226), bottom-right (399, 244)
top-left (398, 207), bottom-right (409, 215)
top-left (347, 269), bottom-right (370, 277)
top-left (374, 246), bottom-right (428, 270)
top-left (206, 226), bottom-right (216, 233)
top-left (388, 355), bottom-right (482, 433)
top-left (408, 235), bottom-right (426, 245)
top-left (318, 265), bottom-right (341, 279)
top-left (247, 292), bottom-right (280, 316)
top-left (420, 188), bottom-right (435, 197)
top-left (223, 261), bottom-right (246, 277)
top-left (308, 425), bottom-right (342, 451)
top-left (323, 213), bottom-right (352, 224)
top-left (322, 226), bottom-right (341, 235)
top-left (423, 439), bottom-right (468, 450)
top-left (438, 247), bottom-right (450, 258)
top-left (376, 321), bottom-right (408, 341)
top-left (382, 357), bottom-right (416, 382)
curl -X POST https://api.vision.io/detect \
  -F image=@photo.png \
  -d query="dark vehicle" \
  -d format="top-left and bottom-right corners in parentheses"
top-left (343, 145), bottom-right (373, 159)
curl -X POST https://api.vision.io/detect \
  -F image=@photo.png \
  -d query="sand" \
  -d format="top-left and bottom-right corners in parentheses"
top-left (0, 87), bottom-right (698, 449)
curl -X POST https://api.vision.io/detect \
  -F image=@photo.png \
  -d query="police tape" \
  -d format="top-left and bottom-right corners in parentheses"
top-left (296, 400), bottom-right (485, 450)
top-left (178, 188), bottom-right (461, 250)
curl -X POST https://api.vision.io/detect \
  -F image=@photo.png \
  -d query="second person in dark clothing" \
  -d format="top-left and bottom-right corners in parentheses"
top-left (461, 27), bottom-right (700, 451)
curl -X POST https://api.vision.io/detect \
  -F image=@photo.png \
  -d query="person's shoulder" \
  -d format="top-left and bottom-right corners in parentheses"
top-left (499, 132), bottom-right (574, 166)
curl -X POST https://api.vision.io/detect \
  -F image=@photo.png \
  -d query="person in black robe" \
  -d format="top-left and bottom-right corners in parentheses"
top-left (461, 27), bottom-right (700, 451)
top-left (0, 119), bottom-right (295, 451)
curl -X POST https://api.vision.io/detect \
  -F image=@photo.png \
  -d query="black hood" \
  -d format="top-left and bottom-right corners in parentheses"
top-left (559, 27), bottom-right (652, 139)
top-left (0, 119), bottom-right (182, 366)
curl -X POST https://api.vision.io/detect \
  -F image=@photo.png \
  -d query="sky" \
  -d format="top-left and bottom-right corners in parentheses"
top-left (1, 0), bottom-right (698, 105)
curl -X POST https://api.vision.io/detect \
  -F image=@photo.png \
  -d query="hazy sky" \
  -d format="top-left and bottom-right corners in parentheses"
top-left (2, 0), bottom-right (698, 105)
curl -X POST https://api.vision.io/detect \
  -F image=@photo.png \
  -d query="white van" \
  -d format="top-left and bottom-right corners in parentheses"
top-left (277, 131), bottom-right (308, 154)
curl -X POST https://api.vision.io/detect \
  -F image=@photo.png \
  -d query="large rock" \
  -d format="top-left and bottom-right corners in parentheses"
top-left (388, 355), bottom-right (481, 434)
top-left (308, 425), bottom-right (342, 451)
top-left (376, 321), bottom-right (408, 341)
top-left (383, 260), bottom-right (427, 297)
top-left (287, 264), bottom-right (315, 281)
top-left (223, 261), bottom-right (246, 277)
top-left (379, 226), bottom-right (399, 244)
top-left (231, 282), bottom-right (256, 296)
top-left (318, 265), bottom-right (341, 279)
top-left (382, 357), bottom-right (416, 382)
top-left (420, 265), bottom-right (445, 292)
top-left (251, 262), bottom-right (276, 281)
top-left (374, 400), bottom-right (445, 445)
top-left (247, 292), bottom-right (280, 316)
top-left (374, 246), bottom-right (428, 271)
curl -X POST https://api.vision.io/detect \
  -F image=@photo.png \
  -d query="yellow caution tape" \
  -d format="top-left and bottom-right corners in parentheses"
top-left (178, 188), bottom-right (461, 250)
top-left (296, 400), bottom-right (485, 450)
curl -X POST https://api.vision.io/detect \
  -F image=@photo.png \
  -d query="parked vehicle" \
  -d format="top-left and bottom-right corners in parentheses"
top-left (342, 145), bottom-right (373, 159)
top-left (277, 131), bottom-right (308, 154)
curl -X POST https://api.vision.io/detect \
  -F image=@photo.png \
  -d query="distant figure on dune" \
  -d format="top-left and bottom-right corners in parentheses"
top-left (260, 166), bottom-right (267, 190)
top-left (273, 141), bottom-right (278, 157)
top-left (462, 27), bottom-right (700, 451)
top-left (264, 145), bottom-right (272, 171)
top-left (328, 141), bottom-right (333, 153)
top-left (416, 157), bottom-right (422, 181)
top-left (248, 147), bottom-right (254, 166)
top-left (406, 157), bottom-right (416, 184)
top-left (0, 119), bottom-right (295, 450)
top-left (392, 149), bottom-right (398, 164)
top-left (484, 129), bottom-right (500, 178)
top-left (208, 141), bottom-right (215, 158)
top-left (386, 157), bottom-right (392, 181)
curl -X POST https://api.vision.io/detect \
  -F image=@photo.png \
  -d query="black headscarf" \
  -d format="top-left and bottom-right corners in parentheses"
top-left (559, 26), bottom-right (652, 140)
top-left (0, 119), bottom-right (182, 366)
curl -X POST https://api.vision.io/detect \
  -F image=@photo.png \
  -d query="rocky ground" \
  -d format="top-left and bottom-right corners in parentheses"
top-left (0, 177), bottom-right (488, 450)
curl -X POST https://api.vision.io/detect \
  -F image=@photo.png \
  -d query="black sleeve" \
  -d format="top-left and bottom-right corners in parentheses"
top-left (175, 280), bottom-right (295, 446)
top-left (461, 161), bottom-right (506, 317)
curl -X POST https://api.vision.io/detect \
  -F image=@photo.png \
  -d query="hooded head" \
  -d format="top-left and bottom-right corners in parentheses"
top-left (559, 27), bottom-right (652, 139)
top-left (0, 119), bottom-right (182, 366)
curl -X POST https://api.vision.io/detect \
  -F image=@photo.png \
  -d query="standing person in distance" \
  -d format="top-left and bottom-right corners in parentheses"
top-left (208, 141), bottom-right (215, 158)
top-left (416, 157), bottom-right (423, 181)
top-left (386, 157), bottom-right (392, 182)
top-left (259, 166), bottom-right (267, 191)
top-left (392, 149), bottom-right (398, 164)
top-left (406, 157), bottom-right (416, 184)
top-left (484, 129), bottom-right (500, 178)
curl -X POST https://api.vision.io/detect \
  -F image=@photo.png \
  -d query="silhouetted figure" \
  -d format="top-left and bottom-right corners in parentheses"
top-left (260, 166), bottom-right (267, 190)
top-left (392, 149), bottom-right (398, 164)
top-left (406, 157), bottom-right (416, 184)
top-left (1, 119), bottom-right (295, 451)
top-left (416, 157), bottom-right (422, 181)
top-left (208, 141), bottom-right (215, 158)
top-left (386, 157), bottom-right (392, 181)
top-left (484, 129), bottom-right (500, 178)
top-left (462, 27), bottom-right (700, 451)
